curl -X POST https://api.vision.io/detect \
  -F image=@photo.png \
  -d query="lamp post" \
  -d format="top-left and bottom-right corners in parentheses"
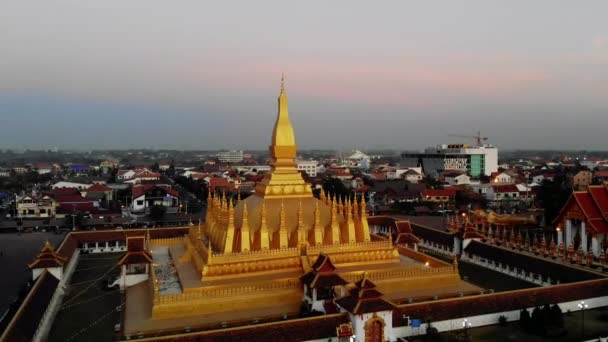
top-left (462, 318), bottom-right (472, 338)
top-left (578, 301), bottom-right (589, 337)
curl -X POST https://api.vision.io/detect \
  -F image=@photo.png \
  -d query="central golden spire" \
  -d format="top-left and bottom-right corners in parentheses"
top-left (270, 75), bottom-right (297, 167)
top-left (254, 76), bottom-right (312, 198)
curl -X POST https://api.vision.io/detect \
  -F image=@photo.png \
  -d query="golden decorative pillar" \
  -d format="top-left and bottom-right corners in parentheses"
top-left (279, 200), bottom-right (289, 248)
top-left (346, 200), bottom-right (357, 243)
top-left (330, 200), bottom-right (341, 244)
top-left (241, 202), bottom-right (251, 252)
top-left (360, 195), bottom-right (371, 242)
top-left (313, 201), bottom-right (323, 245)
top-left (224, 200), bottom-right (235, 253)
top-left (259, 202), bottom-right (270, 250)
top-left (296, 200), bottom-right (304, 247)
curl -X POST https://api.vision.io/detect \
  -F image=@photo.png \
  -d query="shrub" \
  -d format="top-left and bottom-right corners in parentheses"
top-left (520, 309), bottom-right (531, 332)
top-left (498, 315), bottom-right (508, 326)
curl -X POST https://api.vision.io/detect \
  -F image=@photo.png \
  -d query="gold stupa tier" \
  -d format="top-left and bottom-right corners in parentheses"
top-left (255, 75), bottom-right (312, 199)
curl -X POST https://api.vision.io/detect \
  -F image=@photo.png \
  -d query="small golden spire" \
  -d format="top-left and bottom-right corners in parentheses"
top-left (313, 200), bottom-right (323, 245)
top-left (241, 202), bottom-right (251, 252)
top-left (278, 201), bottom-right (289, 248)
top-left (314, 200), bottom-right (321, 227)
top-left (297, 199), bottom-right (304, 227)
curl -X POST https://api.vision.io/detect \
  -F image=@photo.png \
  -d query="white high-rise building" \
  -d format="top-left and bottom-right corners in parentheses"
top-left (296, 160), bottom-right (319, 177)
top-left (401, 144), bottom-right (498, 177)
top-left (216, 150), bottom-right (244, 163)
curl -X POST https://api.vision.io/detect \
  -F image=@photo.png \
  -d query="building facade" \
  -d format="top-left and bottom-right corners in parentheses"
top-left (401, 144), bottom-right (498, 177)
top-left (296, 159), bottom-right (319, 177)
top-left (216, 150), bottom-right (244, 163)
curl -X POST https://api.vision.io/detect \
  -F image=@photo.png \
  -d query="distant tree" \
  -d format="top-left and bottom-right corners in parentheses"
top-left (550, 304), bottom-right (564, 328)
top-left (421, 174), bottom-right (442, 189)
top-left (531, 307), bottom-right (545, 335)
top-left (151, 162), bottom-right (160, 172)
top-left (321, 177), bottom-right (350, 199)
top-left (362, 175), bottom-right (375, 187)
top-left (542, 304), bottom-right (552, 326)
top-left (64, 213), bottom-right (85, 229)
top-left (107, 168), bottom-right (118, 183)
top-left (167, 161), bottom-right (176, 178)
top-left (149, 205), bottom-right (166, 221)
top-left (520, 309), bottom-right (531, 332)
top-left (537, 175), bottom-right (571, 224)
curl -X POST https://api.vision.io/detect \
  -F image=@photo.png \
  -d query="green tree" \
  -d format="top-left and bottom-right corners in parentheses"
top-left (149, 205), bottom-right (167, 221)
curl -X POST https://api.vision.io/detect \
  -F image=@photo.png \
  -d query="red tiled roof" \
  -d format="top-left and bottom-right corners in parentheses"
top-left (423, 189), bottom-right (457, 197)
top-left (595, 170), bottom-right (608, 178)
top-left (335, 276), bottom-right (396, 314)
top-left (119, 251), bottom-right (152, 265)
top-left (588, 185), bottom-right (608, 220)
top-left (311, 253), bottom-right (337, 272)
top-left (301, 254), bottom-right (348, 289)
top-left (132, 185), bottom-right (179, 199)
top-left (135, 171), bottom-right (161, 178)
top-left (392, 221), bottom-right (421, 245)
top-left (491, 184), bottom-right (519, 193)
top-left (28, 241), bottom-right (67, 269)
top-left (87, 183), bottom-right (111, 192)
top-left (574, 192), bottom-right (603, 220)
top-left (50, 188), bottom-right (81, 196)
top-left (53, 195), bottom-right (97, 203)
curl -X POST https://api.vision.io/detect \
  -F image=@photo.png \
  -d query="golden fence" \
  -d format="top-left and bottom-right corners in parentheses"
top-left (150, 237), bottom-right (185, 247)
top-left (307, 240), bottom-right (392, 255)
top-left (153, 278), bottom-right (301, 304)
top-left (209, 247), bottom-right (300, 264)
top-left (341, 265), bottom-right (455, 283)
top-left (397, 245), bottom-right (452, 267)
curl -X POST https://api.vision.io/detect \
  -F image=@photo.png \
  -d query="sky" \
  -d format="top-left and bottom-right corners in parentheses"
top-left (0, 1), bottom-right (607, 151)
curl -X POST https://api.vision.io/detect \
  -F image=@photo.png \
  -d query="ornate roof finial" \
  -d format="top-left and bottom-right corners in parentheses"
top-left (281, 73), bottom-right (285, 94)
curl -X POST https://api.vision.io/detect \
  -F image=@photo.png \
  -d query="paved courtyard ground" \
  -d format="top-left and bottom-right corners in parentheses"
top-left (0, 232), bottom-right (65, 316)
top-left (425, 249), bottom-right (536, 292)
top-left (48, 252), bottom-right (122, 342)
top-left (407, 306), bottom-right (608, 341)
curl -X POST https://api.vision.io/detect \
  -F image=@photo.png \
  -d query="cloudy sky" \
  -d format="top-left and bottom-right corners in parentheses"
top-left (0, 1), bottom-right (607, 151)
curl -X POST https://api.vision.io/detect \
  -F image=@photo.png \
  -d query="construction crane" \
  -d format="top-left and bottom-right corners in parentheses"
top-left (448, 131), bottom-right (488, 146)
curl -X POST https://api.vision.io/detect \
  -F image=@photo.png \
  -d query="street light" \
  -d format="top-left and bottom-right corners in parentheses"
top-left (578, 301), bottom-right (589, 337)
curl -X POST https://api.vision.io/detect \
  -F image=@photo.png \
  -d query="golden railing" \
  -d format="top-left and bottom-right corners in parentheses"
top-left (150, 237), bottom-right (184, 247)
top-left (341, 265), bottom-right (456, 283)
top-left (308, 240), bottom-right (392, 255)
top-left (209, 247), bottom-right (300, 264)
top-left (154, 279), bottom-right (301, 304)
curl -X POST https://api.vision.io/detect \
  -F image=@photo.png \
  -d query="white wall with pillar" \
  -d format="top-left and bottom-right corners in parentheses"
top-left (565, 219), bottom-right (573, 247)
top-left (581, 221), bottom-right (588, 252)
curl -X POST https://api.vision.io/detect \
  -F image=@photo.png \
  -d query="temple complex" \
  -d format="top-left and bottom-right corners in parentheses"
top-left (119, 78), bottom-right (468, 337)
top-left (6, 80), bottom-right (608, 342)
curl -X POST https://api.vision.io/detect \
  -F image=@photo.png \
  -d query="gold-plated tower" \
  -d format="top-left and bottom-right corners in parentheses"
top-left (241, 202), bottom-right (251, 252)
top-left (255, 76), bottom-right (313, 198)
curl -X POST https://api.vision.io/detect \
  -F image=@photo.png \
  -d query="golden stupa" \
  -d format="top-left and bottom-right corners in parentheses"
top-left (125, 78), bottom-right (462, 334)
